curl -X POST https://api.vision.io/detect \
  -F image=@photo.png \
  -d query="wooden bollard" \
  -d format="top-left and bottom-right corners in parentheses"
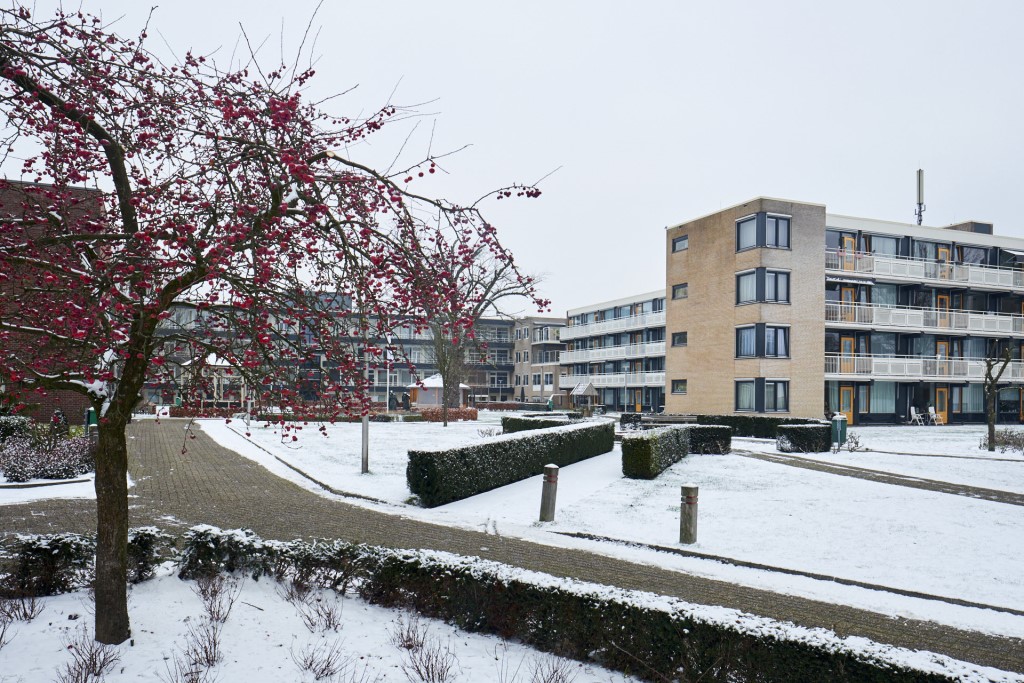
top-left (680, 484), bottom-right (698, 544)
top-left (539, 464), bottom-right (559, 522)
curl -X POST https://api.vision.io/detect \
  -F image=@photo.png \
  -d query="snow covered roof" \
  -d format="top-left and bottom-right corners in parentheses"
top-left (412, 373), bottom-right (470, 389)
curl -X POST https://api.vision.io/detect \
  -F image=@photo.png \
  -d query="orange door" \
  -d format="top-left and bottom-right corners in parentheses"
top-left (937, 294), bottom-right (950, 328)
top-left (935, 387), bottom-right (949, 425)
top-left (841, 286), bottom-right (856, 322)
top-left (842, 235), bottom-right (856, 271)
top-left (937, 247), bottom-right (951, 279)
top-left (840, 386), bottom-right (855, 424)
top-left (840, 336), bottom-right (855, 374)
top-left (936, 340), bottom-right (949, 376)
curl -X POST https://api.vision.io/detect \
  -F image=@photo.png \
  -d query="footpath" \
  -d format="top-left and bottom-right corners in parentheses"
top-left (1, 419), bottom-right (1022, 674)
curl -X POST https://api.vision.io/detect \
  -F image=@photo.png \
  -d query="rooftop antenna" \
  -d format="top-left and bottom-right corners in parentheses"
top-left (915, 169), bottom-right (926, 225)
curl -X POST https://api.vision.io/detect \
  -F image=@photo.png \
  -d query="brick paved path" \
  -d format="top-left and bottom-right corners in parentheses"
top-left (2, 420), bottom-right (1023, 674)
top-left (736, 449), bottom-right (1024, 506)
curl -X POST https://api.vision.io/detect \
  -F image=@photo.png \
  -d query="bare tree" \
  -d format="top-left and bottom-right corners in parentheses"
top-left (983, 342), bottom-right (1013, 452)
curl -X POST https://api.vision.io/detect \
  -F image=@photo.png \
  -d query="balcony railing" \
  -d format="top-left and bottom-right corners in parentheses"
top-left (560, 311), bottom-right (666, 341)
top-left (825, 302), bottom-right (1024, 336)
top-left (559, 341), bottom-right (666, 364)
top-left (558, 372), bottom-right (665, 388)
top-left (826, 248), bottom-right (1024, 290)
top-left (825, 353), bottom-right (1024, 382)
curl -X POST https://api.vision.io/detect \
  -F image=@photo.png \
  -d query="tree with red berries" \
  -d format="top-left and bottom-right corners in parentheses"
top-left (0, 7), bottom-right (544, 644)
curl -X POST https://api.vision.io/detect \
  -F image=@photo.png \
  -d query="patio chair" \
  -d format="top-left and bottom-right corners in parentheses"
top-left (928, 406), bottom-right (945, 425)
top-left (908, 407), bottom-right (925, 425)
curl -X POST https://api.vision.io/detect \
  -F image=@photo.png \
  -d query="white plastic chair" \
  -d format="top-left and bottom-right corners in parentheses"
top-left (928, 406), bottom-right (945, 425)
top-left (908, 407), bottom-right (925, 425)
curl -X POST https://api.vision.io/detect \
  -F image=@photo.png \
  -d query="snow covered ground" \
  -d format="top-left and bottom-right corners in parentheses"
top-left (5, 416), bottom-right (1024, 647)
top-left (0, 565), bottom-right (640, 682)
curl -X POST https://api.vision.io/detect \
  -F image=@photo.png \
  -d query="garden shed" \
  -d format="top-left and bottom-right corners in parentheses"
top-left (409, 374), bottom-right (470, 408)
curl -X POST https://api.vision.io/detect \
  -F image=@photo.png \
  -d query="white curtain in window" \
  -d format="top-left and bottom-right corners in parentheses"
top-left (776, 273), bottom-right (789, 301)
top-left (870, 382), bottom-right (896, 413)
top-left (736, 382), bottom-right (755, 410)
top-left (737, 328), bottom-right (756, 356)
top-left (768, 328), bottom-right (788, 357)
top-left (738, 273), bottom-right (756, 302)
top-left (964, 384), bottom-right (984, 412)
top-left (738, 219), bottom-right (756, 249)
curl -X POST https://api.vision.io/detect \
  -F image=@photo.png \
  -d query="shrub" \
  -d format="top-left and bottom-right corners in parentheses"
top-left (407, 420), bottom-right (615, 507)
top-left (127, 527), bottom-right (176, 583)
top-left (481, 401), bottom-right (549, 412)
top-left (687, 425), bottom-right (732, 454)
top-left (178, 526), bottom-right (284, 580)
top-left (0, 416), bottom-right (31, 443)
top-left (0, 533), bottom-right (93, 597)
top-left (417, 407), bottom-right (478, 422)
top-left (619, 413), bottom-right (644, 429)
top-left (621, 426), bottom-right (688, 479)
top-left (979, 428), bottom-right (1024, 454)
top-left (693, 415), bottom-right (824, 438)
top-left (0, 436), bottom-right (95, 483)
top-left (502, 416), bottom-right (566, 433)
top-left (776, 425), bottom-right (831, 453)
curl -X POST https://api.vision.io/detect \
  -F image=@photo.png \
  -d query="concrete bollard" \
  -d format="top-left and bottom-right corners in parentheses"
top-left (539, 464), bottom-right (559, 522)
top-left (680, 484), bottom-right (698, 544)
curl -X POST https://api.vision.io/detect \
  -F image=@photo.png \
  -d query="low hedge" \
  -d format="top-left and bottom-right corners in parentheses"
top-left (622, 426), bottom-right (689, 479)
top-left (620, 413), bottom-right (644, 429)
top-left (500, 413), bottom-right (582, 434)
top-left (776, 424), bottom-right (831, 453)
top-left (688, 425), bottom-right (732, 454)
top-left (693, 415), bottom-right (824, 438)
top-left (407, 420), bottom-right (614, 507)
top-left (482, 402), bottom-right (549, 412)
top-left (417, 407), bottom-right (479, 422)
top-left (0, 415), bottom-right (32, 442)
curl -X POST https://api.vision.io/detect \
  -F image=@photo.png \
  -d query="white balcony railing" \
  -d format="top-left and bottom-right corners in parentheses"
top-left (559, 341), bottom-right (666, 364)
top-left (825, 302), bottom-right (1024, 336)
top-left (560, 311), bottom-right (666, 341)
top-left (558, 372), bottom-right (665, 389)
top-left (825, 353), bottom-right (1024, 382)
top-left (825, 249), bottom-right (1024, 290)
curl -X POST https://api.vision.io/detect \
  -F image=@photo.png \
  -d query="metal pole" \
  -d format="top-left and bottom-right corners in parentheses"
top-left (539, 464), bottom-right (559, 522)
top-left (361, 349), bottom-right (369, 473)
top-left (680, 484), bottom-right (698, 544)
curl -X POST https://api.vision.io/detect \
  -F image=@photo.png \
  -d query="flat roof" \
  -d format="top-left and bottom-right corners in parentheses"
top-left (826, 213), bottom-right (1024, 249)
top-left (665, 196), bottom-right (827, 231)
top-left (567, 289), bottom-right (665, 317)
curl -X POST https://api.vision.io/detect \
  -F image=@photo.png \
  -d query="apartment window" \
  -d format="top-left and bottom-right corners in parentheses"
top-left (671, 331), bottom-right (688, 347)
top-left (672, 283), bottom-right (688, 300)
top-left (766, 215), bottom-right (790, 248)
top-left (532, 373), bottom-right (541, 386)
top-left (737, 217), bottom-right (757, 251)
top-left (736, 381), bottom-right (756, 411)
top-left (736, 327), bottom-right (756, 357)
top-left (671, 379), bottom-right (688, 394)
top-left (737, 272), bottom-right (756, 303)
top-left (765, 271), bottom-right (789, 303)
top-left (523, 351), bottom-right (529, 362)
top-left (672, 235), bottom-right (689, 252)
top-left (765, 326), bottom-right (789, 357)
top-left (544, 373), bottom-right (553, 386)
top-left (765, 381), bottom-right (789, 412)
top-left (515, 351), bottom-right (521, 363)
top-left (514, 375), bottom-right (520, 386)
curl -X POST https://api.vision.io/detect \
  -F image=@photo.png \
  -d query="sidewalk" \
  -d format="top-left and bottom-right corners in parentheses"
top-left (2, 419), bottom-right (1022, 673)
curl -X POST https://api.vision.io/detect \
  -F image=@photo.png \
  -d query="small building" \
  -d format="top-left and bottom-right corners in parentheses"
top-left (409, 374), bottom-right (469, 408)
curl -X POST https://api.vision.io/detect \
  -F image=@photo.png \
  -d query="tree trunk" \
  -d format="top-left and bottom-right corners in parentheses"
top-left (94, 420), bottom-right (130, 643)
top-left (987, 390), bottom-right (997, 452)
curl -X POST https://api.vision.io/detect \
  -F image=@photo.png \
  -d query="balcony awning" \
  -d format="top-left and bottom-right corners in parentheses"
top-left (1002, 248), bottom-right (1024, 259)
top-left (570, 382), bottom-right (598, 397)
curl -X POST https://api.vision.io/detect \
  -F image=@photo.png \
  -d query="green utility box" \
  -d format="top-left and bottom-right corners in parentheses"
top-left (831, 414), bottom-right (847, 446)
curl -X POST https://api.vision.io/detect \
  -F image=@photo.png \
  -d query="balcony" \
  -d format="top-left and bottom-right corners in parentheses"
top-left (825, 302), bottom-right (1024, 336)
top-left (558, 372), bottom-right (665, 388)
top-left (560, 311), bottom-right (666, 341)
top-left (825, 353), bottom-right (1024, 383)
top-left (825, 249), bottom-right (1024, 291)
top-left (559, 341), bottom-right (666, 364)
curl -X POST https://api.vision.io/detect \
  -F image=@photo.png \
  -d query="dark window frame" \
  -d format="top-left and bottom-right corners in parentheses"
top-left (672, 283), bottom-right (688, 300)
top-left (671, 379), bottom-right (688, 395)
top-left (671, 331), bottom-right (688, 347)
top-left (672, 234), bottom-right (689, 252)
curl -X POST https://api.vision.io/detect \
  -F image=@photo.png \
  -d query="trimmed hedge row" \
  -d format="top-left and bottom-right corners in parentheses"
top-left (500, 413), bottom-right (583, 434)
top-left (777, 425), bottom-right (832, 453)
top-left (694, 415), bottom-right (825, 439)
top-left (417, 407), bottom-right (479, 422)
top-left (622, 426), bottom-right (688, 479)
top-left (620, 413), bottom-right (644, 428)
top-left (622, 425), bottom-right (733, 478)
top-left (407, 420), bottom-right (615, 507)
top-left (1, 525), bottom-right (966, 681)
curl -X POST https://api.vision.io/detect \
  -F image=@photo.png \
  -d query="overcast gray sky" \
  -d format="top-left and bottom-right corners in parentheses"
top-left (22, 0), bottom-right (1024, 314)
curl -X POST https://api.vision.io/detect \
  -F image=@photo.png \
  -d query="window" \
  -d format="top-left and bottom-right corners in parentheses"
top-left (532, 373), bottom-right (541, 386)
top-left (765, 326), bottom-right (789, 357)
top-left (671, 379), bottom-right (688, 394)
top-left (544, 373), bottom-right (553, 386)
top-left (766, 215), bottom-right (790, 248)
top-left (765, 271), bottom-right (789, 303)
top-left (764, 381), bottom-right (789, 412)
top-left (515, 351), bottom-right (521, 363)
top-left (514, 375), bottom-right (520, 386)
top-left (671, 331), bottom-right (688, 347)
top-left (737, 217), bottom-right (757, 250)
top-left (736, 327), bottom-right (756, 357)
top-left (672, 283), bottom-right (688, 300)
top-left (672, 235), bottom-right (689, 252)
top-left (737, 272), bottom-right (756, 303)
top-left (523, 351), bottom-right (529, 362)
top-left (736, 381), bottom-right (755, 411)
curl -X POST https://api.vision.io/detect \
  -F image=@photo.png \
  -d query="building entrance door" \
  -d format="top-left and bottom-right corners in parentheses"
top-left (839, 385), bottom-right (855, 425)
top-left (935, 387), bottom-right (949, 425)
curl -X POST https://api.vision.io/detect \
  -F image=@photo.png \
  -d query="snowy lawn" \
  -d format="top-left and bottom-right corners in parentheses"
top-left (0, 566), bottom-right (640, 682)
